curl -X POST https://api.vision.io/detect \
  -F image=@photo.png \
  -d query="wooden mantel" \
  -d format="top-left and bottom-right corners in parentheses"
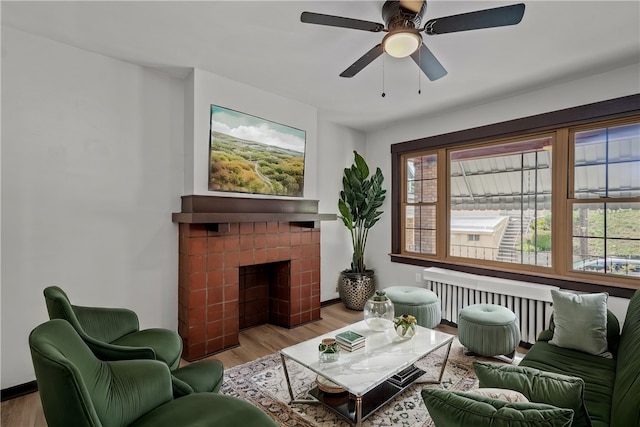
top-left (172, 195), bottom-right (336, 228)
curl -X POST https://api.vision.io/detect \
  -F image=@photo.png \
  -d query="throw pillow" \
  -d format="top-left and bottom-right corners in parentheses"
top-left (549, 290), bottom-right (610, 358)
top-left (547, 309), bottom-right (621, 355)
top-left (421, 388), bottom-right (574, 427)
top-left (473, 361), bottom-right (590, 427)
top-left (469, 387), bottom-right (529, 403)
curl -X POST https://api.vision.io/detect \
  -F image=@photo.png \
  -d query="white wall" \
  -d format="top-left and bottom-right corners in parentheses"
top-left (183, 68), bottom-right (355, 301)
top-left (0, 29), bottom-right (349, 389)
top-left (363, 63), bottom-right (640, 321)
top-left (186, 68), bottom-right (318, 198)
top-left (1, 27), bottom-right (185, 388)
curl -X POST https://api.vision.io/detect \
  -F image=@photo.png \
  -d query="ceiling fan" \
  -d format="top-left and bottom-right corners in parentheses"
top-left (300, 1), bottom-right (525, 81)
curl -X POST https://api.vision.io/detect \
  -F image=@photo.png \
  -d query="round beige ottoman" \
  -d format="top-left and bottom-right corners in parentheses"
top-left (458, 304), bottom-right (520, 358)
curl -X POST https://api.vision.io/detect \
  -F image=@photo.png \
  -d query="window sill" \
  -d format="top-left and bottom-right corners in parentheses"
top-left (389, 253), bottom-right (637, 298)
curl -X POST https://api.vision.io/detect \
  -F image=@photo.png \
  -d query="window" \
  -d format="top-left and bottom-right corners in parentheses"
top-left (570, 122), bottom-right (640, 277)
top-left (571, 203), bottom-right (640, 277)
top-left (391, 97), bottom-right (640, 291)
top-left (448, 137), bottom-right (552, 267)
top-left (403, 153), bottom-right (438, 255)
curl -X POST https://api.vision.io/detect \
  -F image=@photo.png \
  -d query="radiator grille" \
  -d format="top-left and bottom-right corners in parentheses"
top-left (423, 268), bottom-right (558, 344)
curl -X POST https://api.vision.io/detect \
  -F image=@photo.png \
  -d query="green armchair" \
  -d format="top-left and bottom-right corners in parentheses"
top-left (29, 319), bottom-right (278, 427)
top-left (44, 285), bottom-right (183, 369)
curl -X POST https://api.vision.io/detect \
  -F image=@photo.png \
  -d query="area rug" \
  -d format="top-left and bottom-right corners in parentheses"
top-left (220, 338), bottom-right (479, 426)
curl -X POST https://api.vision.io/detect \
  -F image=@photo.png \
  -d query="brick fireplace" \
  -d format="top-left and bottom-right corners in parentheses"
top-left (173, 196), bottom-right (335, 361)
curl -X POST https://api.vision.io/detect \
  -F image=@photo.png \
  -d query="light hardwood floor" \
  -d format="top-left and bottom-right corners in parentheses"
top-left (1, 302), bottom-right (361, 427)
top-left (2, 302), bottom-right (525, 426)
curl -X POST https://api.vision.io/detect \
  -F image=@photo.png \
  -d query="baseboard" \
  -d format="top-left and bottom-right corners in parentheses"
top-left (321, 298), bottom-right (341, 307)
top-left (440, 318), bottom-right (457, 328)
top-left (1, 380), bottom-right (38, 402)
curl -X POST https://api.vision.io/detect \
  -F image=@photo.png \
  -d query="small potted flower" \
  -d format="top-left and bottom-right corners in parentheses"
top-left (393, 314), bottom-right (417, 339)
top-left (318, 338), bottom-right (340, 362)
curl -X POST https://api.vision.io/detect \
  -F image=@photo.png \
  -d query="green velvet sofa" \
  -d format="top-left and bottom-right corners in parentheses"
top-left (479, 290), bottom-right (640, 427)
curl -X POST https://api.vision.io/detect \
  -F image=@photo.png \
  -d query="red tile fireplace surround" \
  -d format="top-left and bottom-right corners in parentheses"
top-left (173, 195), bottom-right (335, 361)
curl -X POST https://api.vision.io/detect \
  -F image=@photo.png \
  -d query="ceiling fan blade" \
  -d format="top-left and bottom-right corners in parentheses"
top-left (423, 3), bottom-right (525, 35)
top-left (410, 44), bottom-right (448, 81)
top-left (340, 44), bottom-right (384, 78)
top-left (301, 12), bottom-right (384, 32)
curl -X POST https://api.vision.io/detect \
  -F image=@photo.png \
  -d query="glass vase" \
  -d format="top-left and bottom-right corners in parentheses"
top-left (394, 314), bottom-right (417, 339)
top-left (364, 290), bottom-right (395, 331)
top-left (395, 322), bottom-right (416, 339)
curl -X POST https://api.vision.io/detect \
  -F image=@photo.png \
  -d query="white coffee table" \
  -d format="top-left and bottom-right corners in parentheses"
top-left (279, 320), bottom-right (454, 426)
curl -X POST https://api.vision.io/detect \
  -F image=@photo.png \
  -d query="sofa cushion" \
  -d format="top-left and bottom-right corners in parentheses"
top-left (421, 388), bottom-right (574, 427)
top-left (474, 361), bottom-right (590, 427)
top-left (520, 341), bottom-right (616, 427)
top-left (549, 290), bottom-right (610, 358)
top-left (113, 328), bottom-right (183, 370)
top-left (171, 359), bottom-right (225, 394)
top-left (610, 290), bottom-right (640, 427)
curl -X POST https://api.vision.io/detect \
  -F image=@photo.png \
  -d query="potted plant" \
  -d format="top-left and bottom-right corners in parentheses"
top-left (393, 314), bottom-right (417, 339)
top-left (338, 151), bottom-right (386, 310)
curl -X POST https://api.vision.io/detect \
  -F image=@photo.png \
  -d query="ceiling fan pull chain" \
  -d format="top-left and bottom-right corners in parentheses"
top-left (382, 55), bottom-right (386, 97)
top-left (418, 46), bottom-right (422, 94)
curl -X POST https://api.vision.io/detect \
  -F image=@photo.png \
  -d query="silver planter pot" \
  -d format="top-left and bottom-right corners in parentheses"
top-left (338, 270), bottom-right (377, 311)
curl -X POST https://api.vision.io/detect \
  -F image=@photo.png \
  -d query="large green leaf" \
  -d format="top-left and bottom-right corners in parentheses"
top-left (364, 210), bottom-right (384, 228)
top-left (353, 151), bottom-right (369, 180)
top-left (338, 199), bottom-right (353, 228)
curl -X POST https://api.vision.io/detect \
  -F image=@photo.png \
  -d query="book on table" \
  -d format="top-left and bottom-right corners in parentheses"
top-left (335, 330), bottom-right (366, 352)
top-left (335, 330), bottom-right (365, 346)
top-left (388, 365), bottom-right (424, 387)
top-left (337, 340), bottom-right (365, 352)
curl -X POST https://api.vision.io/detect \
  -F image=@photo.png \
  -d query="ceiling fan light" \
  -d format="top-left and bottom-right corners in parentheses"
top-left (383, 31), bottom-right (421, 58)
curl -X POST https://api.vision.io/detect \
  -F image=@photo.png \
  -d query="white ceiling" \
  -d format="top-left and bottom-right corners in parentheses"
top-left (2, 1), bottom-right (639, 132)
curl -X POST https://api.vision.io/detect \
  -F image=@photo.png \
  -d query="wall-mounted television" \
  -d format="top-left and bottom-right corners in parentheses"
top-left (208, 104), bottom-right (306, 197)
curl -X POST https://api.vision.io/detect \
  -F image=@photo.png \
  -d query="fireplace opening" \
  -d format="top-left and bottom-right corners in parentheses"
top-left (239, 261), bottom-right (291, 330)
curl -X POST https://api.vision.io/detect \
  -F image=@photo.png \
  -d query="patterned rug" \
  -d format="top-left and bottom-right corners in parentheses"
top-left (220, 339), bottom-right (479, 426)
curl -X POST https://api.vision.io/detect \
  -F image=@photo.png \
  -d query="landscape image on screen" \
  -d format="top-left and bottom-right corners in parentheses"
top-left (208, 105), bottom-right (306, 197)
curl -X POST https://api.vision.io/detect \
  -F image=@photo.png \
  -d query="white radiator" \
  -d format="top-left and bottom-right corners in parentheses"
top-left (423, 267), bottom-right (558, 344)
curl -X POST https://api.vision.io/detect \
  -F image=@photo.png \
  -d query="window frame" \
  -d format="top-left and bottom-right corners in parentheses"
top-left (400, 149), bottom-right (444, 256)
top-left (390, 94), bottom-right (640, 297)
